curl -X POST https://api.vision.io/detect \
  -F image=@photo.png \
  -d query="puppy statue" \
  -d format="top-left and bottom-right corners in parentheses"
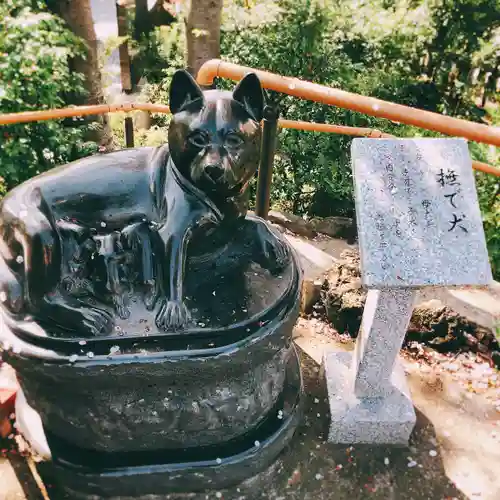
top-left (0, 70), bottom-right (289, 335)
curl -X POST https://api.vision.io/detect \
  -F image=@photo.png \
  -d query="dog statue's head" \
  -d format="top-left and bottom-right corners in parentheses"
top-left (168, 69), bottom-right (264, 198)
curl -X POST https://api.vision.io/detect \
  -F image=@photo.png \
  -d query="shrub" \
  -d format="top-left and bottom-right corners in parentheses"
top-left (0, 0), bottom-right (98, 191)
top-left (220, 0), bottom-right (428, 216)
top-left (470, 139), bottom-right (500, 279)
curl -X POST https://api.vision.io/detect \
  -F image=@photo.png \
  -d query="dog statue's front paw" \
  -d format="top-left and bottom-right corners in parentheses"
top-left (155, 300), bottom-right (191, 332)
top-left (81, 307), bottom-right (114, 336)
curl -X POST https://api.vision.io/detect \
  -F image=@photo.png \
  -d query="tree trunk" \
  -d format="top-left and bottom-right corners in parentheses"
top-left (134, 0), bottom-right (152, 40)
top-left (185, 0), bottom-right (223, 79)
top-left (116, 1), bottom-right (133, 92)
top-left (46, 0), bottom-right (112, 146)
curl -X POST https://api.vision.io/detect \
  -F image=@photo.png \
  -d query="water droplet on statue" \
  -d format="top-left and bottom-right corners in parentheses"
top-left (69, 355), bottom-right (78, 363)
top-left (100, 222), bottom-right (106, 227)
top-left (110, 345), bottom-right (120, 355)
top-left (79, 340), bottom-right (87, 346)
top-left (254, 440), bottom-right (260, 447)
top-left (16, 255), bottom-right (24, 264)
top-left (216, 458), bottom-right (222, 464)
top-left (87, 351), bottom-right (94, 358)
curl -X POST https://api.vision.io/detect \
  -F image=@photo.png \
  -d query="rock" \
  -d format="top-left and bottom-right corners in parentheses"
top-left (267, 211), bottom-right (317, 239)
top-left (310, 216), bottom-right (357, 242)
top-left (301, 279), bottom-right (322, 314)
top-left (321, 250), bottom-right (365, 336)
top-left (407, 303), bottom-right (483, 352)
top-left (491, 351), bottom-right (500, 368)
top-left (320, 249), bottom-right (500, 358)
top-left (464, 333), bottom-right (479, 348)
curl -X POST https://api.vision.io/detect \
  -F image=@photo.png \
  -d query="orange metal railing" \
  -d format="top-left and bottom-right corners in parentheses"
top-left (197, 59), bottom-right (500, 148)
top-left (0, 95), bottom-right (499, 178)
top-left (0, 103), bottom-right (171, 125)
top-left (278, 122), bottom-right (500, 176)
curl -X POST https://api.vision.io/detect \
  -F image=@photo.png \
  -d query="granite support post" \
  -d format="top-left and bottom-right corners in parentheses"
top-left (324, 288), bottom-right (417, 445)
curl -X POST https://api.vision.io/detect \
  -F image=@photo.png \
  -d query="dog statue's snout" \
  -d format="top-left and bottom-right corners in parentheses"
top-left (205, 164), bottom-right (224, 182)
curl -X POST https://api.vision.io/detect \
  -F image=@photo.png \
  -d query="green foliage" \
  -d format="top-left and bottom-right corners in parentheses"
top-left (476, 171), bottom-right (500, 278)
top-left (0, 0), bottom-right (98, 190)
top-left (109, 112), bottom-right (169, 150)
top-left (131, 22), bottom-right (186, 89)
top-left (470, 132), bottom-right (500, 278)
top-left (220, 0), bottom-right (428, 215)
top-left (219, 0), bottom-right (499, 277)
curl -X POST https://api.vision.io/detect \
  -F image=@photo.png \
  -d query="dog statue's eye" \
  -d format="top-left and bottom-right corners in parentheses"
top-left (187, 131), bottom-right (209, 148)
top-left (225, 133), bottom-right (244, 148)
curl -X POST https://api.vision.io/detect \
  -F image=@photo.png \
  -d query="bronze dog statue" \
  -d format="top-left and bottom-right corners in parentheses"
top-left (0, 70), bottom-right (289, 336)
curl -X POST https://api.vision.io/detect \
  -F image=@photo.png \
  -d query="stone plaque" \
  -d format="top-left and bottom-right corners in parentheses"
top-left (351, 138), bottom-right (493, 288)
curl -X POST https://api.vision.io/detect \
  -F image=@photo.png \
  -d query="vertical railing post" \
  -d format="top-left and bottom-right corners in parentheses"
top-left (255, 104), bottom-right (279, 219)
top-left (124, 112), bottom-right (135, 148)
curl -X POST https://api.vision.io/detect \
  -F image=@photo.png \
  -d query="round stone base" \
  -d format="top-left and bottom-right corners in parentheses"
top-left (17, 348), bottom-right (303, 498)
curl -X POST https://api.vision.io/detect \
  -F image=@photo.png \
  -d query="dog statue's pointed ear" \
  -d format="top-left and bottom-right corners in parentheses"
top-left (232, 73), bottom-right (264, 122)
top-left (169, 70), bottom-right (205, 114)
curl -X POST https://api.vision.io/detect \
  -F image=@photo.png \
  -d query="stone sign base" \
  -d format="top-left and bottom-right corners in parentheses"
top-left (323, 351), bottom-right (416, 445)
